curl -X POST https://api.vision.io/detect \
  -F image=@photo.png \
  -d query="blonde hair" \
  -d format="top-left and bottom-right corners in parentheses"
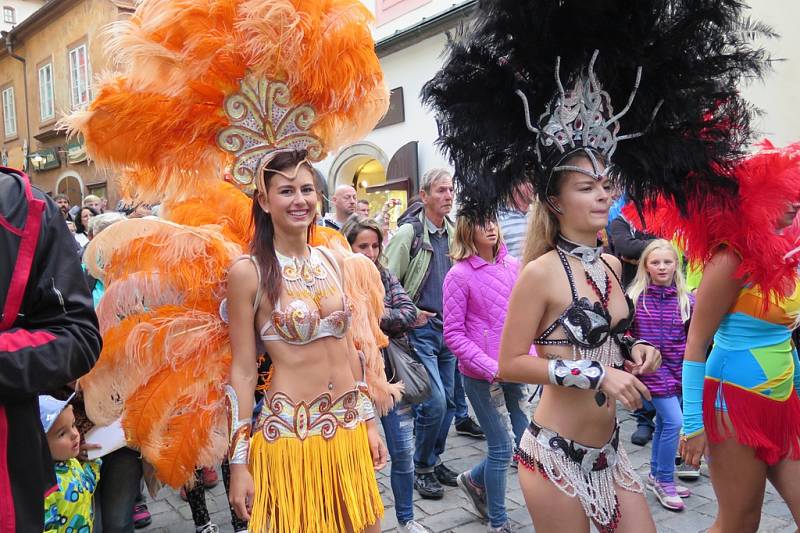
top-left (522, 199), bottom-right (559, 264)
top-left (627, 239), bottom-right (692, 322)
top-left (451, 216), bottom-right (504, 262)
top-left (83, 194), bottom-right (101, 206)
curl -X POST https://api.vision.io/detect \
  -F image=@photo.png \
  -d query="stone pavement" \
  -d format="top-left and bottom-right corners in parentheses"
top-left (140, 409), bottom-right (797, 533)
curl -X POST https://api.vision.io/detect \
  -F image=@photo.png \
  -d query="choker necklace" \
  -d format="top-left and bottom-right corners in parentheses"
top-left (556, 235), bottom-right (610, 307)
top-left (275, 247), bottom-right (335, 306)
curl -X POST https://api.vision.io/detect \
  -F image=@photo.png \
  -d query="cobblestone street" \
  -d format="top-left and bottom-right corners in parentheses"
top-left (140, 408), bottom-right (797, 533)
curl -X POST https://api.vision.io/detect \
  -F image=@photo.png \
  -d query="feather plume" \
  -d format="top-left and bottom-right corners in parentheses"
top-left (624, 141), bottom-right (800, 302)
top-left (422, 0), bottom-right (775, 220)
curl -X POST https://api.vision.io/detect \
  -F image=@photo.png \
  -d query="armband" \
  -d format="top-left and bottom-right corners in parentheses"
top-left (547, 359), bottom-right (605, 390)
top-left (681, 360), bottom-right (706, 438)
top-left (225, 385), bottom-right (252, 465)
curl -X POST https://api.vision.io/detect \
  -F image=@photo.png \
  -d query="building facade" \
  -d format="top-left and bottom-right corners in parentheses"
top-left (0, 0), bottom-right (134, 207)
top-left (318, 0), bottom-right (800, 224)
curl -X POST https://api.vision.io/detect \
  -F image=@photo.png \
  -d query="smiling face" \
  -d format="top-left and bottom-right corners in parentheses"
top-left (350, 228), bottom-right (382, 264)
top-left (258, 164), bottom-right (317, 233)
top-left (46, 405), bottom-right (80, 461)
top-left (645, 247), bottom-right (678, 286)
top-left (549, 155), bottom-right (612, 233)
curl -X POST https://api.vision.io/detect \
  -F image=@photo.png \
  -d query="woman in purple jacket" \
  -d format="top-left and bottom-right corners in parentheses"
top-left (443, 217), bottom-right (529, 533)
top-left (627, 240), bottom-right (695, 511)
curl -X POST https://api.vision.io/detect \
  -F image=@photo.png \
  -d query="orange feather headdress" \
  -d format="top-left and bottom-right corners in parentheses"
top-left (72, 0), bottom-right (392, 489)
top-left (63, 0), bottom-right (388, 201)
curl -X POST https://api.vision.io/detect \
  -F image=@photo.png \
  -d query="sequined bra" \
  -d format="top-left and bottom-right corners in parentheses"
top-left (534, 249), bottom-right (633, 354)
top-left (256, 247), bottom-right (351, 345)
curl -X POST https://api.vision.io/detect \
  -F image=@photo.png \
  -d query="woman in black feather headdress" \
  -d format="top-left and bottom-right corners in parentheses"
top-left (423, 1), bottom-right (773, 531)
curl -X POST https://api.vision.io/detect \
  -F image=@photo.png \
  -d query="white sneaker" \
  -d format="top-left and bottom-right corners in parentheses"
top-left (488, 522), bottom-right (514, 532)
top-left (400, 520), bottom-right (433, 533)
top-left (648, 479), bottom-right (685, 511)
top-left (647, 474), bottom-right (691, 498)
top-left (196, 523), bottom-right (219, 533)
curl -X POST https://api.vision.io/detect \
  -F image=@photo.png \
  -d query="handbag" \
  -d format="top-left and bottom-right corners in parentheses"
top-left (383, 336), bottom-right (432, 405)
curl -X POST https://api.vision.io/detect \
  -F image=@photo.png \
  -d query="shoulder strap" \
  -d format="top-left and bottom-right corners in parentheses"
top-left (555, 249), bottom-right (579, 302)
top-left (231, 255), bottom-right (262, 312)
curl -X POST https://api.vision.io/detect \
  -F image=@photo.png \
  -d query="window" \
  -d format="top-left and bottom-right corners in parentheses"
top-left (2, 87), bottom-right (16, 137)
top-left (3, 7), bottom-right (14, 24)
top-left (39, 63), bottom-right (55, 121)
top-left (69, 43), bottom-right (91, 108)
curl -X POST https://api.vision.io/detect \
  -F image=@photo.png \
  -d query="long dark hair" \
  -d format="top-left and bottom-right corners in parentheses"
top-left (250, 149), bottom-right (312, 306)
top-left (75, 206), bottom-right (99, 235)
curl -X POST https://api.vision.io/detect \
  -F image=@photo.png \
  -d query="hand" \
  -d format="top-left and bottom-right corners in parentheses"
top-left (679, 432), bottom-right (707, 469)
top-left (366, 422), bottom-right (388, 470)
top-left (78, 442), bottom-right (102, 461)
top-left (229, 464), bottom-right (255, 521)
top-left (599, 367), bottom-right (650, 411)
top-left (414, 310), bottom-right (435, 327)
top-left (626, 343), bottom-right (661, 375)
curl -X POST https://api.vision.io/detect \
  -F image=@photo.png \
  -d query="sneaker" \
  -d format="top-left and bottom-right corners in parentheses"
top-left (487, 522), bottom-right (514, 532)
top-left (132, 503), bottom-right (152, 529)
top-left (647, 474), bottom-right (691, 498)
top-left (675, 456), bottom-right (701, 480)
top-left (648, 479), bottom-right (685, 511)
top-left (414, 472), bottom-right (444, 499)
top-left (456, 417), bottom-right (486, 439)
top-left (180, 486), bottom-right (189, 501)
top-left (196, 523), bottom-right (219, 533)
top-left (630, 425), bottom-right (653, 446)
top-left (433, 463), bottom-right (459, 487)
top-left (201, 466), bottom-right (219, 489)
top-left (399, 520), bottom-right (433, 533)
top-left (457, 472), bottom-right (488, 519)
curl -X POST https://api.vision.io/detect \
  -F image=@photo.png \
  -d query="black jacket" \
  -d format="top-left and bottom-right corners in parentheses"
top-left (608, 215), bottom-right (655, 289)
top-left (0, 168), bottom-right (101, 532)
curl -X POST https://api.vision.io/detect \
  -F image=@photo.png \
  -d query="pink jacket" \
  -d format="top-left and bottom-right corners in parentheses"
top-left (443, 244), bottom-right (520, 382)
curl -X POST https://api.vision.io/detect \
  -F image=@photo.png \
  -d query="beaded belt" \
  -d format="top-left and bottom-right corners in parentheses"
top-left (255, 389), bottom-right (368, 442)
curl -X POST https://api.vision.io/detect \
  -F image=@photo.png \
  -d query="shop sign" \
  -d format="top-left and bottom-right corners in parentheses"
top-left (67, 137), bottom-right (88, 164)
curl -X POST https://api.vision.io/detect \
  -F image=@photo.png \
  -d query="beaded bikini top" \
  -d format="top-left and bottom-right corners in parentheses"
top-left (534, 240), bottom-right (633, 367)
top-left (259, 247), bottom-right (351, 345)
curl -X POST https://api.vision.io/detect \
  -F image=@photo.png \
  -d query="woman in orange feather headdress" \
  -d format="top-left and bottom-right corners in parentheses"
top-left (68, 0), bottom-right (399, 530)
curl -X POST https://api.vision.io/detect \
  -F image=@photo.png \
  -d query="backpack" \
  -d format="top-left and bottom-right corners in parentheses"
top-left (396, 201), bottom-right (426, 258)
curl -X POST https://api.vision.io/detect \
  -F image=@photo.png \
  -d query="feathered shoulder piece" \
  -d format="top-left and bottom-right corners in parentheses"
top-left (63, 0), bottom-right (388, 201)
top-left (624, 141), bottom-right (800, 300)
top-left (422, 0), bottom-right (774, 220)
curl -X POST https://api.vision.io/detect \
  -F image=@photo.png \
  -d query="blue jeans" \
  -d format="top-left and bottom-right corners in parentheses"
top-left (650, 395), bottom-right (683, 483)
top-left (94, 447), bottom-right (143, 533)
top-left (409, 321), bottom-right (456, 472)
top-left (381, 402), bottom-right (416, 525)
top-left (463, 377), bottom-right (529, 528)
top-left (454, 367), bottom-right (469, 423)
top-left (634, 398), bottom-right (656, 430)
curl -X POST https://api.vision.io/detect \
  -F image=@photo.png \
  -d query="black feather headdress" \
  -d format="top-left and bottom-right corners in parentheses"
top-left (421, 0), bottom-right (775, 220)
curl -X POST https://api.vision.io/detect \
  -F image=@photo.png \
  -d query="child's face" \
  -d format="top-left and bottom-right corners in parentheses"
top-left (645, 248), bottom-right (677, 286)
top-left (46, 405), bottom-right (80, 461)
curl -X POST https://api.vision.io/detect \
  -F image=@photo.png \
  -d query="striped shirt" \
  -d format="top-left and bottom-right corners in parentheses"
top-left (497, 208), bottom-right (529, 260)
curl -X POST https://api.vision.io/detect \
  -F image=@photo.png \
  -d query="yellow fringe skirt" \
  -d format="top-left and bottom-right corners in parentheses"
top-left (248, 392), bottom-right (383, 532)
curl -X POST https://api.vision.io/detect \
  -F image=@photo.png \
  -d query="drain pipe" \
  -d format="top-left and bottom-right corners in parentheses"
top-left (2, 30), bottom-right (32, 169)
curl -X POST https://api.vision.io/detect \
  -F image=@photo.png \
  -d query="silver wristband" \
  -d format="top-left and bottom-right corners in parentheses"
top-left (547, 359), bottom-right (606, 390)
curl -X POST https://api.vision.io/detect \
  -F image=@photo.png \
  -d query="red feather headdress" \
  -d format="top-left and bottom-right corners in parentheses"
top-left (624, 141), bottom-right (800, 300)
